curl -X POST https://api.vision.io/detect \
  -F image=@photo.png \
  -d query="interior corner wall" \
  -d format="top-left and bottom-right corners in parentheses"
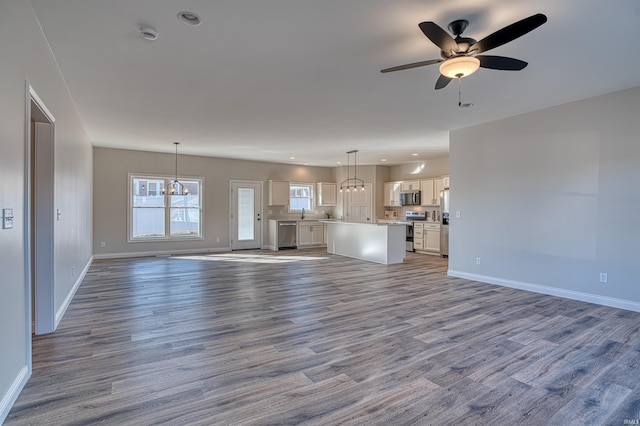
top-left (448, 87), bottom-right (640, 311)
top-left (0, 0), bottom-right (93, 421)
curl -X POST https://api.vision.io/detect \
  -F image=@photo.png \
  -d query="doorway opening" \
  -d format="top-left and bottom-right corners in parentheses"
top-left (27, 85), bottom-right (56, 335)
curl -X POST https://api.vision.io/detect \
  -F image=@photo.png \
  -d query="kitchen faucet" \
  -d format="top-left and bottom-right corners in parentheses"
top-left (301, 208), bottom-right (305, 219)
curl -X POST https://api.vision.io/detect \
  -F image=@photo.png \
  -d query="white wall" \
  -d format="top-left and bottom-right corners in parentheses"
top-left (0, 0), bottom-right (93, 421)
top-left (449, 87), bottom-right (640, 311)
top-left (389, 156), bottom-right (449, 181)
top-left (93, 147), bottom-right (335, 257)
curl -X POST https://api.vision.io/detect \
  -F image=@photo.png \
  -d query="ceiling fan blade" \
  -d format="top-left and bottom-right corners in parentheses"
top-left (471, 13), bottom-right (547, 54)
top-left (435, 74), bottom-right (452, 90)
top-left (418, 21), bottom-right (459, 54)
top-left (477, 55), bottom-right (528, 70)
top-left (380, 59), bottom-right (442, 73)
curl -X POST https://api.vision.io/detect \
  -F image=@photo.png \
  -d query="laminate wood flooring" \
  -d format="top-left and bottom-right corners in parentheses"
top-left (6, 250), bottom-right (640, 425)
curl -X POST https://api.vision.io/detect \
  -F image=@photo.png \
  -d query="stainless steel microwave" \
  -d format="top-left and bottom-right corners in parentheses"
top-left (400, 191), bottom-right (421, 206)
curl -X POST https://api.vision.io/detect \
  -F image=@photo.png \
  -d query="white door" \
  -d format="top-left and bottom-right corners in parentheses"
top-left (230, 180), bottom-right (263, 250)
top-left (343, 183), bottom-right (372, 223)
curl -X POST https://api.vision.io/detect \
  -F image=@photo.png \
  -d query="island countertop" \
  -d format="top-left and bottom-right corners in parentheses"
top-left (324, 221), bottom-right (405, 264)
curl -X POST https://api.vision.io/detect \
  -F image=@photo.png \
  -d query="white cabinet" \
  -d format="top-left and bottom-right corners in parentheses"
top-left (420, 180), bottom-right (437, 205)
top-left (268, 180), bottom-right (289, 206)
top-left (402, 181), bottom-right (420, 191)
top-left (424, 223), bottom-right (441, 253)
top-left (383, 182), bottom-right (402, 207)
top-left (298, 221), bottom-right (325, 247)
top-left (316, 182), bottom-right (337, 206)
top-left (414, 222), bottom-right (440, 254)
top-left (413, 223), bottom-right (425, 250)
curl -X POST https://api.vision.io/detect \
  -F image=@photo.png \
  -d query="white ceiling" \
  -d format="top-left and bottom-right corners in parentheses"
top-left (30, 0), bottom-right (640, 167)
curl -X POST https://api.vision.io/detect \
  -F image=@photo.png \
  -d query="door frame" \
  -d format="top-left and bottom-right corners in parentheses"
top-left (25, 84), bottom-right (56, 338)
top-left (229, 180), bottom-right (263, 250)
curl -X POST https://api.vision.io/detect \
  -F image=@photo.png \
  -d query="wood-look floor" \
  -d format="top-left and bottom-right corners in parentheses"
top-left (6, 250), bottom-right (640, 425)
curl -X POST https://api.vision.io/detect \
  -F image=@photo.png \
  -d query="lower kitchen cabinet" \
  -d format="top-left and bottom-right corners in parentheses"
top-left (298, 221), bottom-right (325, 247)
top-left (414, 222), bottom-right (440, 254)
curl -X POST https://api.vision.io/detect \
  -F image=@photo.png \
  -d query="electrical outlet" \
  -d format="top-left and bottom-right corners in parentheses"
top-left (456, 211), bottom-right (461, 218)
top-left (100, 241), bottom-right (106, 247)
top-left (476, 257), bottom-right (482, 265)
top-left (599, 273), bottom-right (608, 283)
top-left (71, 266), bottom-right (75, 277)
top-left (216, 237), bottom-right (220, 243)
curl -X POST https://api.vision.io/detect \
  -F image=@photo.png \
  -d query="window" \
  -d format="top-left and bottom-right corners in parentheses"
top-left (289, 183), bottom-right (314, 212)
top-left (129, 175), bottom-right (203, 241)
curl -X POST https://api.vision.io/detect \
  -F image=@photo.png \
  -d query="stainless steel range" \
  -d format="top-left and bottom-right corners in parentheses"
top-left (404, 211), bottom-right (426, 252)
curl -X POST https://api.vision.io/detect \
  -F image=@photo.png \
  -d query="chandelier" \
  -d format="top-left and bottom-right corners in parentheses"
top-left (339, 150), bottom-right (365, 192)
top-left (161, 142), bottom-right (189, 196)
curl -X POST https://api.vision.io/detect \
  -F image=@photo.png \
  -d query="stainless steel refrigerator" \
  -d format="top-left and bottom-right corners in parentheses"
top-left (440, 189), bottom-right (449, 257)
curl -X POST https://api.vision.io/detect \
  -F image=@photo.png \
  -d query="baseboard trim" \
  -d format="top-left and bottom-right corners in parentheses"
top-left (0, 365), bottom-right (29, 424)
top-left (93, 247), bottom-right (232, 260)
top-left (448, 269), bottom-right (640, 313)
top-left (55, 256), bottom-right (93, 328)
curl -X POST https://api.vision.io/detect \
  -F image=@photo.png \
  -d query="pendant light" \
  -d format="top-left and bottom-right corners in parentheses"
top-left (161, 142), bottom-right (190, 196)
top-left (339, 150), bottom-right (365, 192)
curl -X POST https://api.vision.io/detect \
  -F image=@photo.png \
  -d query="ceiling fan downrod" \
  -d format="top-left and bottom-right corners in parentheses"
top-left (457, 77), bottom-right (473, 108)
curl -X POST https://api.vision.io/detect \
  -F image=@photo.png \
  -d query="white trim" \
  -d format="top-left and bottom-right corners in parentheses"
top-left (93, 247), bottom-right (231, 260)
top-left (29, 85), bottom-right (56, 123)
top-left (448, 269), bottom-right (640, 313)
top-left (127, 173), bottom-right (204, 243)
top-left (55, 256), bottom-right (93, 328)
top-left (0, 365), bottom-right (29, 424)
top-left (229, 179), bottom-right (264, 250)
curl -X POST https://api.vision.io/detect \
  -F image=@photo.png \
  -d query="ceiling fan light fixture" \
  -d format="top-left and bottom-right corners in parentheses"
top-left (439, 56), bottom-right (480, 79)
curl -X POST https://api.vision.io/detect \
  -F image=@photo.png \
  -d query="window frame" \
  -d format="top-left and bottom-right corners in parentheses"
top-left (128, 173), bottom-right (204, 242)
top-left (288, 182), bottom-right (315, 213)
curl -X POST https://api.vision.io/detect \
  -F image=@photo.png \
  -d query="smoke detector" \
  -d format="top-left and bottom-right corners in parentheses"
top-left (140, 27), bottom-right (158, 41)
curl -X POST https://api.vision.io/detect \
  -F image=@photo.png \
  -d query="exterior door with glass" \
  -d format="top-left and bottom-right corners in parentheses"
top-left (230, 180), bottom-right (263, 250)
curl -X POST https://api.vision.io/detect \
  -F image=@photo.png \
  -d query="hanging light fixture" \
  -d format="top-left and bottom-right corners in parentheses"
top-left (438, 56), bottom-right (480, 79)
top-left (339, 150), bottom-right (365, 193)
top-left (161, 142), bottom-right (190, 196)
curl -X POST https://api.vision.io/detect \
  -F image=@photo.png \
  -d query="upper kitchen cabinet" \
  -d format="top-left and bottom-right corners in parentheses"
top-left (401, 181), bottom-right (420, 191)
top-left (420, 180), bottom-right (437, 205)
top-left (316, 182), bottom-right (337, 206)
top-left (383, 182), bottom-right (402, 207)
top-left (268, 180), bottom-right (289, 206)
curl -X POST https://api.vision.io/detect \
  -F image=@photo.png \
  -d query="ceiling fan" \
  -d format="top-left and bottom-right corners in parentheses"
top-left (381, 13), bottom-right (547, 89)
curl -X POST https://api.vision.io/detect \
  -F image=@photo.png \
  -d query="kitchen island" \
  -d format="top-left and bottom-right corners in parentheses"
top-left (324, 221), bottom-right (406, 264)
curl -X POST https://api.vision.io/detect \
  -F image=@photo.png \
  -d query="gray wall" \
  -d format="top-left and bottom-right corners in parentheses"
top-left (0, 0), bottom-right (93, 420)
top-left (449, 87), bottom-right (640, 310)
top-left (93, 147), bottom-right (335, 257)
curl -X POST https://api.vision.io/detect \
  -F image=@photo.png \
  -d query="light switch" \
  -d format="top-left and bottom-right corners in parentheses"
top-left (2, 209), bottom-right (14, 229)
top-left (455, 211), bottom-right (461, 218)
top-left (57, 209), bottom-right (62, 221)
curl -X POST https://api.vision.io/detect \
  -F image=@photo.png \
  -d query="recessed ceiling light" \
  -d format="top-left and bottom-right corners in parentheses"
top-left (178, 11), bottom-right (201, 26)
top-left (140, 27), bottom-right (158, 41)
top-left (303, 163), bottom-right (309, 166)
top-left (289, 156), bottom-right (296, 160)
top-left (336, 161), bottom-right (342, 165)
top-left (411, 153), bottom-right (419, 156)
top-left (380, 159), bottom-right (387, 162)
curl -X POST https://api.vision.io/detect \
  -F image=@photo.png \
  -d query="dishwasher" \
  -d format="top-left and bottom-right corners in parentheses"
top-left (278, 221), bottom-right (297, 249)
